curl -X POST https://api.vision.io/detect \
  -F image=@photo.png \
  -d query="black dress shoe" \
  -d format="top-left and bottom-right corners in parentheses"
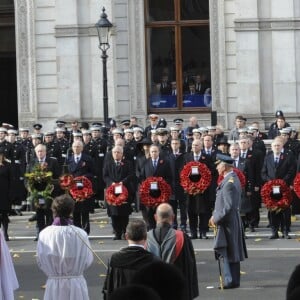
top-left (220, 283), bottom-right (240, 289)
top-left (190, 234), bottom-right (197, 240)
top-left (269, 234), bottom-right (279, 239)
top-left (28, 214), bottom-right (37, 222)
top-left (113, 235), bottom-right (122, 240)
top-left (15, 210), bottom-right (23, 216)
top-left (9, 210), bottom-right (17, 216)
top-left (200, 233), bottom-right (208, 239)
top-left (34, 237), bottom-right (38, 241)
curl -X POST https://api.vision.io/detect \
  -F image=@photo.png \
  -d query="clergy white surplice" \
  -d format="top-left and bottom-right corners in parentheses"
top-left (37, 225), bottom-right (93, 300)
top-left (0, 230), bottom-right (19, 300)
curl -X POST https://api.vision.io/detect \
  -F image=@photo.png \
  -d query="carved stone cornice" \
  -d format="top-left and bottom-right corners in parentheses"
top-left (55, 25), bottom-right (95, 37)
top-left (235, 18), bottom-right (300, 31)
top-left (14, 0), bottom-right (37, 126)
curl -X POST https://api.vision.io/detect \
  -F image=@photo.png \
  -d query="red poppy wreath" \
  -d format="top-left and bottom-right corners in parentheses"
top-left (139, 176), bottom-right (171, 207)
top-left (293, 172), bottom-right (300, 198)
top-left (261, 179), bottom-right (292, 211)
top-left (180, 161), bottom-right (211, 195)
top-left (105, 184), bottom-right (128, 206)
top-left (69, 176), bottom-right (93, 202)
top-left (217, 168), bottom-right (246, 188)
top-left (59, 174), bottom-right (74, 191)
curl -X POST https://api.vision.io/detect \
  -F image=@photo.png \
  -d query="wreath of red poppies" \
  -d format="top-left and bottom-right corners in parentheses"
top-left (105, 184), bottom-right (129, 206)
top-left (180, 161), bottom-right (211, 195)
top-left (69, 176), bottom-right (93, 202)
top-left (217, 168), bottom-right (246, 188)
top-left (139, 176), bottom-right (171, 207)
top-left (293, 173), bottom-right (300, 198)
top-left (59, 174), bottom-right (74, 190)
top-left (261, 179), bottom-right (292, 211)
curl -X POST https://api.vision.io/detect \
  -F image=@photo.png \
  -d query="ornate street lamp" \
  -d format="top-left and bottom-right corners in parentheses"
top-left (95, 7), bottom-right (113, 126)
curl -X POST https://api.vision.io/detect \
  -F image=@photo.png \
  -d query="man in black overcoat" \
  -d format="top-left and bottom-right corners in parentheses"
top-left (67, 140), bottom-right (95, 234)
top-left (140, 144), bottom-right (173, 229)
top-left (261, 137), bottom-right (296, 239)
top-left (26, 144), bottom-right (61, 240)
top-left (103, 145), bottom-right (134, 240)
top-left (183, 138), bottom-right (216, 239)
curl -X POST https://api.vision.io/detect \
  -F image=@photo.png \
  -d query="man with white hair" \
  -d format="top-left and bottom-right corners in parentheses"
top-left (26, 144), bottom-right (61, 240)
top-left (67, 140), bottom-right (95, 234)
top-left (103, 145), bottom-right (135, 240)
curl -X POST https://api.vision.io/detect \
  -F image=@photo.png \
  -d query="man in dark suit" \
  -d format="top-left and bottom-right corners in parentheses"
top-left (140, 144), bottom-right (173, 229)
top-left (184, 138), bottom-right (215, 239)
top-left (144, 114), bottom-right (159, 138)
top-left (261, 137), bottom-right (296, 239)
top-left (67, 140), bottom-right (94, 234)
top-left (230, 143), bottom-right (253, 231)
top-left (103, 145), bottom-right (134, 240)
top-left (239, 137), bottom-right (264, 230)
top-left (26, 144), bottom-right (61, 240)
top-left (169, 138), bottom-right (186, 231)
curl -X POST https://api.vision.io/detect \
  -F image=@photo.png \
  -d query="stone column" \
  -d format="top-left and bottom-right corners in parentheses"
top-left (14, 0), bottom-right (38, 127)
top-left (235, 0), bottom-right (261, 117)
top-left (55, 0), bottom-right (81, 120)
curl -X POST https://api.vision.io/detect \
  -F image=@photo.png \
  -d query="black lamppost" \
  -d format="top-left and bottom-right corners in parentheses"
top-left (95, 7), bottom-right (113, 126)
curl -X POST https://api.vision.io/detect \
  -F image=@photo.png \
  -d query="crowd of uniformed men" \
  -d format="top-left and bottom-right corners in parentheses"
top-left (0, 109), bottom-right (300, 240)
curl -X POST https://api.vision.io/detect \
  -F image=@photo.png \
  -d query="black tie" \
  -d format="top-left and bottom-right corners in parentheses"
top-left (153, 160), bottom-right (157, 169)
top-left (275, 157), bottom-right (279, 168)
top-left (234, 160), bottom-right (238, 168)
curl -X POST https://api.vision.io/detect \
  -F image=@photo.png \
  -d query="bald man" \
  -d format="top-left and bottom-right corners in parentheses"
top-left (146, 203), bottom-right (199, 300)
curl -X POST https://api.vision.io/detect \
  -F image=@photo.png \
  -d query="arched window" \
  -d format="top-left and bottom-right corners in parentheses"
top-left (145, 0), bottom-right (211, 113)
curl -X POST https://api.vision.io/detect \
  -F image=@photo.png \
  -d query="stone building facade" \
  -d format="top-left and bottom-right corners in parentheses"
top-left (13, 0), bottom-right (300, 130)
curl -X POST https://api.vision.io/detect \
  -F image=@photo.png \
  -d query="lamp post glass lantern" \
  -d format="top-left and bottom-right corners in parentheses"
top-left (95, 7), bottom-right (112, 126)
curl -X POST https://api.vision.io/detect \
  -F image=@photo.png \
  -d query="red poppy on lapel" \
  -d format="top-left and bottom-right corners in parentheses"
top-left (201, 156), bottom-right (206, 160)
top-left (280, 154), bottom-right (284, 160)
top-left (159, 160), bottom-right (163, 164)
top-left (120, 161), bottom-right (124, 166)
top-left (81, 161), bottom-right (86, 167)
top-left (247, 154), bottom-right (252, 158)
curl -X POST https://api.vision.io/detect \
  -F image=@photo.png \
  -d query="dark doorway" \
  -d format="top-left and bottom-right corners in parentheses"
top-left (0, 2), bottom-right (18, 128)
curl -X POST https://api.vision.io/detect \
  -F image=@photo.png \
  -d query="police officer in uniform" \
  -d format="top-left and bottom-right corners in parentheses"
top-left (7, 129), bottom-right (27, 216)
top-left (90, 125), bottom-right (107, 203)
top-left (43, 131), bottom-right (63, 167)
top-left (55, 128), bottom-right (69, 163)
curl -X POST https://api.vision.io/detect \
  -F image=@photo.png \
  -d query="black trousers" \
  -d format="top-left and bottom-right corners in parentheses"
top-left (36, 208), bottom-right (53, 235)
top-left (170, 189), bottom-right (187, 228)
top-left (73, 211), bottom-right (90, 234)
top-left (270, 209), bottom-right (290, 234)
top-left (111, 215), bottom-right (129, 237)
top-left (188, 212), bottom-right (210, 235)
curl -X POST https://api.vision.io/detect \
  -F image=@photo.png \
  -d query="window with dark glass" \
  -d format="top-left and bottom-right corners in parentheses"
top-left (145, 0), bottom-right (211, 112)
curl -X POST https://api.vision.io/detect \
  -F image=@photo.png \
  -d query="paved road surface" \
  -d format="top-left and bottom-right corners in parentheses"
top-left (6, 208), bottom-right (300, 300)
